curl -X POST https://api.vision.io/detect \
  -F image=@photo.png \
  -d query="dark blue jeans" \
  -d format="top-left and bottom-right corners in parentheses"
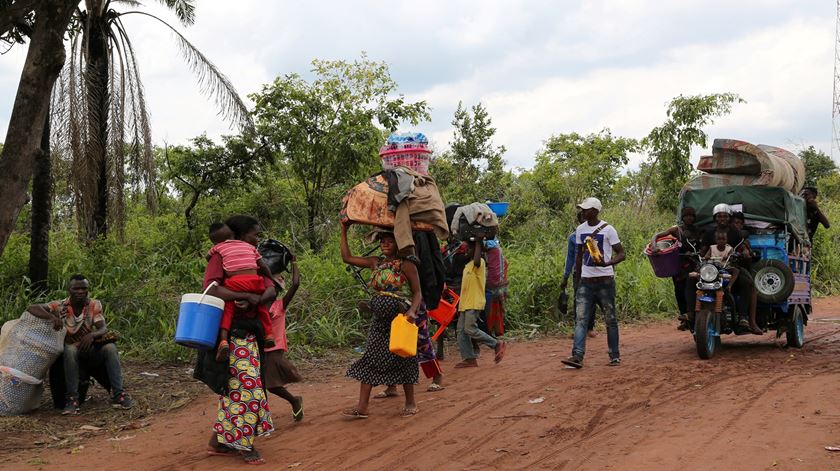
top-left (63, 342), bottom-right (124, 399)
top-left (572, 278), bottom-right (619, 360)
top-left (573, 277), bottom-right (598, 331)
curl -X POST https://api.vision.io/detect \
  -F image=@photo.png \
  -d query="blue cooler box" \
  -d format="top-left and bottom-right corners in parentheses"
top-left (175, 293), bottom-right (225, 349)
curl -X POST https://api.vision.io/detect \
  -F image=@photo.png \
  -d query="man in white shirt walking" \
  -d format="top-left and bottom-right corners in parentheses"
top-left (562, 197), bottom-right (625, 369)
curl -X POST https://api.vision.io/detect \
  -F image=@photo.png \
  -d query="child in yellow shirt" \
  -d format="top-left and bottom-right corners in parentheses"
top-left (454, 236), bottom-right (507, 368)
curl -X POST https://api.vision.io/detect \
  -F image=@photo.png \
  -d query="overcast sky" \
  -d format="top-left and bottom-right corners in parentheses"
top-left (1, 0), bottom-right (837, 170)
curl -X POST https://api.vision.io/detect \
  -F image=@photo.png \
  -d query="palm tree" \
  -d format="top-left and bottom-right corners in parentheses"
top-left (51, 0), bottom-right (251, 240)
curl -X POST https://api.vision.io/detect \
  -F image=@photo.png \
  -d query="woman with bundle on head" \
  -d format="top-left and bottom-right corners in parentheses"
top-left (339, 223), bottom-right (422, 418)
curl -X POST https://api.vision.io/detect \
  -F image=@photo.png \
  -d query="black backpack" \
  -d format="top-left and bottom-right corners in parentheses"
top-left (258, 239), bottom-right (293, 274)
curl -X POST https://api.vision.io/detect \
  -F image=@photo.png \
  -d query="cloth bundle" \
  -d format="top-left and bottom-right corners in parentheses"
top-left (450, 202), bottom-right (500, 235)
top-left (340, 167), bottom-right (448, 252)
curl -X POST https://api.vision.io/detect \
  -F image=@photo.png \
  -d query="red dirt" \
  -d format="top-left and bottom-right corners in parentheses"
top-left (5, 297), bottom-right (840, 471)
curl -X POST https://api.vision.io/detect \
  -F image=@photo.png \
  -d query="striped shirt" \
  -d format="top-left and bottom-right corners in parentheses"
top-left (207, 240), bottom-right (261, 273)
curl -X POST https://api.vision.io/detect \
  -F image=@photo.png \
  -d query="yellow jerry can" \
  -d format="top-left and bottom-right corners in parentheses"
top-left (389, 314), bottom-right (418, 358)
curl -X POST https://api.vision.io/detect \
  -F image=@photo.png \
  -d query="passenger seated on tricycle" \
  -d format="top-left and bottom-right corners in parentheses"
top-left (686, 204), bottom-right (758, 333)
top-left (699, 230), bottom-right (740, 294)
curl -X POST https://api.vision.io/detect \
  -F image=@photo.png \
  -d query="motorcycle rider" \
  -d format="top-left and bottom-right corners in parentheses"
top-left (686, 204), bottom-right (758, 332)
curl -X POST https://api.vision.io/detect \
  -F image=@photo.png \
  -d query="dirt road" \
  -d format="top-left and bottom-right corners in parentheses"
top-left (6, 297), bottom-right (840, 470)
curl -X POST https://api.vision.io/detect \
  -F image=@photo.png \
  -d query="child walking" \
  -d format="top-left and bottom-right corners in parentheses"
top-left (208, 221), bottom-right (276, 362)
top-left (264, 256), bottom-right (304, 422)
top-left (454, 236), bottom-right (507, 368)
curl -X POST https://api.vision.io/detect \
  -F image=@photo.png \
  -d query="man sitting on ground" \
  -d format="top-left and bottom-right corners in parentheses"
top-left (28, 274), bottom-right (133, 414)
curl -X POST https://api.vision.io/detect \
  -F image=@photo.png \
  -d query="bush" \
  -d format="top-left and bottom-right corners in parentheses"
top-left (1, 199), bottom-right (837, 362)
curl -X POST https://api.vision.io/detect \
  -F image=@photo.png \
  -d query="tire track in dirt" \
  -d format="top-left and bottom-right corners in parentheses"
top-left (522, 366), bottom-right (783, 468)
top-left (581, 405), bottom-right (608, 438)
top-left (526, 351), bottom-right (840, 470)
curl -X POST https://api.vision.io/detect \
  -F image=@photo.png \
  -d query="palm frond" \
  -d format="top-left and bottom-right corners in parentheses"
top-left (114, 18), bottom-right (157, 212)
top-left (155, 0), bottom-right (195, 26)
top-left (110, 0), bottom-right (144, 7)
top-left (106, 29), bottom-right (127, 236)
top-left (119, 11), bottom-right (253, 132)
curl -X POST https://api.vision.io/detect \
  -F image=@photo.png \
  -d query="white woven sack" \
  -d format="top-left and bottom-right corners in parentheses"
top-left (0, 311), bottom-right (65, 415)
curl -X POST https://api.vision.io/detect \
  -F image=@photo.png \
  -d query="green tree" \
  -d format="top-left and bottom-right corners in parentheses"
top-left (431, 102), bottom-right (508, 203)
top-left (530, 129), bottom-right (639, 208)
top-left (251, 54), bottom-right (430, 251)
top-left (613, 162), bottom-right (656, 211)
top-left (50, 0), bottom-right (250, 241)
top-left (0, 0), bottom-right (35, 46)
top-left (164, 134), bottom-right (270, 235)
top-left (798, 146), bottom-right (838, 188)
top-left (643, 93), bottom-right (743, 211)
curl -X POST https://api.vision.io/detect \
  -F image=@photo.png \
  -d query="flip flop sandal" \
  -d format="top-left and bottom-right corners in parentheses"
top-left (241, 449), bottom-right (265, 465)
top-left (342, 408), bottom-right (369, 419)
top-left (426, 383), bottom-right (445, 392)
top-left (373, 390), bottom-right (399, 399)
top-left (400, 407), bottom-right (419, 418)
top-left (292, 396), bottom-right (304, 422)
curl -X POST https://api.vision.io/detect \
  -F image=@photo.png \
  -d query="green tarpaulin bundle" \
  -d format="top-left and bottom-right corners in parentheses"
top-left (678, 185), bottom-right (809, 244)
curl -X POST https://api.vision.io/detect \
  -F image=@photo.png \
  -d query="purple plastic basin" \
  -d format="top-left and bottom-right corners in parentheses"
top-left (644, 238), bottom-right (682, 278)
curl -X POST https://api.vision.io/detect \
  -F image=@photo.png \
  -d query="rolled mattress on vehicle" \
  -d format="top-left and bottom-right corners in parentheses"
top-left (682, 173), bottom-right (764, 193)
top-left (340, 174), bottom-right (435, 232)
top-left (758, 144), bottom-right (805, 194)
top-left (689, 139), bottom-right (804, 194)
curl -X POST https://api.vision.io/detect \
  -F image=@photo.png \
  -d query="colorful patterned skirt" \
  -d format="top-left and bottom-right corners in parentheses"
top-left (213, 334), bottom-right (273, 451)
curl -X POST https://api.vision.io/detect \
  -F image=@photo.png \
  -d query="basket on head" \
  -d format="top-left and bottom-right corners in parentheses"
top-left (380, 132), bottom-right (432, 175)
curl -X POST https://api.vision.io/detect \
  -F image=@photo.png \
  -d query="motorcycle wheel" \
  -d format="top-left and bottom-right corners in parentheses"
top-left (694, 309), bottom-right (717, 359)
top-left (786, 305), bottom-right (805, 348)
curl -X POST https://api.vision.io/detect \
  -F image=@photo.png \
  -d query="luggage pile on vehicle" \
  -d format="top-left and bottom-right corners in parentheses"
top-left (682, 139), bottom-right (805, 195)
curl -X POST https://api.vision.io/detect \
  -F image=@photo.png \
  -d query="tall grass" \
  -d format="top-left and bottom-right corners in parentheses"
top-left (811, 199), bottom-right (840, 296)
top-left (0, 202), bottom-right (837, 361)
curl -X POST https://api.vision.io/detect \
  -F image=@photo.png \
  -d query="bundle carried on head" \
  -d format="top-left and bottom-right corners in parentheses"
top-left (258, 239), bottom-right (293, 274)
top-left (451, 202), bottom-right (499, 241)
top-left (379, 132), bottom-right (432, 176)
top-left (340, 131), bottom-right (448, 252)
